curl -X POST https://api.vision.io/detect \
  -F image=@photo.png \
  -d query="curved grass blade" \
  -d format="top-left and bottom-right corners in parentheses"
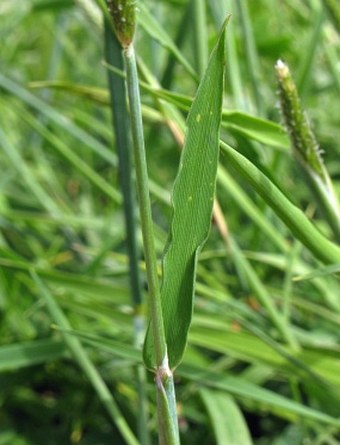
top-left (200, 389), bottom-right (253, 445)
top-left (143, 18), bottom-right (228, 371)
top-left (180, 364), bottom-right (340, 427)
top-left (220, 141), bottom-right (340, 265)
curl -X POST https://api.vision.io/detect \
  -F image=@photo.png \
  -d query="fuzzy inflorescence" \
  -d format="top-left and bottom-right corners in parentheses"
top-left (275, 59), bottom-right (326, 180)
top-left (107, 0), bottom-right (136, 48)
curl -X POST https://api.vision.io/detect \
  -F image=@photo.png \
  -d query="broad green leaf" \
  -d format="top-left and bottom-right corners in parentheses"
top-left (200, 389), bottom-right (253, 445)
top-left (143, 20), bottom-right (227, 371)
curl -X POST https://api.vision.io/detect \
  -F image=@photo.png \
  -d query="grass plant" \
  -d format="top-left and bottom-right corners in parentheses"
top-left (1, 0), bottom-right (340, 444)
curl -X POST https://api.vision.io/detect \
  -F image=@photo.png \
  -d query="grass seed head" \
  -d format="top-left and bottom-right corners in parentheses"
top-left (275, 59), bottom-right (326, 180)
top-left (107, 0), bottom-right (136, 49)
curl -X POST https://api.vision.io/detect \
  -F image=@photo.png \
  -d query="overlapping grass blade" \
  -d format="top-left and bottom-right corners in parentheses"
top-left (0, 74), bottom-right (117, 166)
top-left (180, 364), bottom-right (340, 426)
top-left (29, 80), bottom-right (290, 150)
top-left (31, 271), bottom-right (139, 445)
top-left (137, 3), bottom-right (197, 81)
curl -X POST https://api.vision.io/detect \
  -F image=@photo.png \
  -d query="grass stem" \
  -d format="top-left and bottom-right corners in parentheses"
top-left (104, 22), bottom-right (150, 445)
top-left (123, 43), bottom-right (180, 444)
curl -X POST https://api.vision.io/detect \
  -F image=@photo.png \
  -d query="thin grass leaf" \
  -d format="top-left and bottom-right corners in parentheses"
top-left (180, 364), bottom-right (340, 427)
top-left (0, 339), bottom-right (67, 372)
top-left (293, 263), bottom-right (340, 282)
top-left (217, 166), bottom-right (288, 252)
top-left (200, 389), bottom-right (253, 445)
top-left (30, 78), bottom-right (290, 150)
top-left (296, 5), bottom-right (325, 99)
top-left (105, 23), bottom-right (142, 308)
top-left (191, 0), bottom-right (209, 78)
top-left (135, 87), bottom-right (289, 149)
top-left (31, 271), bottom-right (139, 445)
top-left (137, 3), bottom-right (197, 81)
top-left (143, 19), bottom-right (228, 371)
top-left (29, 80), bottom-right (110, 104)
top-left (20, 107), bottom-right (121, 204)
top-left (220, 141), bottom-right (340, 264)
top-left (324, 0), bottom-right (340, 31)
top-left (105, 21), bottom-right (150, 445)
top-left (189, 326), bottom-right (340, 387)
top-left (235, 0), bottom-right (263, 113)
top-left (0, 74), bottom-right (117, 166)
top-left (47, 328), bottom-right (340, 427)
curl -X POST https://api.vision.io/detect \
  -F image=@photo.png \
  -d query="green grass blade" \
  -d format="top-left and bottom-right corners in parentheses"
top-left (144, 19), bottom-right (228, 371)
top-left (104, 22), bottom-right (142, 309)
top-left (0, 127), bottom-right (59, 215)
top-left (191, 0), bottom-right (209, 78)
top-left (235, 0), bottom-right (263, 113)
top-left (0, 339), bottom-right (67, 372)
top-left (227, 237), bottom-right (298, 349)
top-left (0, 74), bottom-right (117, 167)
top-left (200, 389), bottom-right (253, 445)
top-left (217, 166), bottom-right (288, 252)
top-left (43, 329), bottom-right (340, 427)
top-left (31, 271), bottom-right (139, 445)
top-left (20, 108), bottom-right (121, 204)
top-left (137, 3), bottom-right (197, 81)
top-left (220, 141), bottom-right (340, 264)
top-left (293, 263), bottom-right (340, 282)
top-left (29, 78), bottom-right (290, 150)
top-left (180, 364), bottom-right (340, 427)
top-left (297, 5), bottom-right (325, 99)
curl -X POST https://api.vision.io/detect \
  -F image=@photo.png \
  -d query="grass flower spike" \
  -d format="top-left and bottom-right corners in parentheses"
top-left (275, 59), bottom-right (340, 240)
top-left (275, 59), bottom-right (324, 178)
top-left (107, 0), bottom-right (136, 48)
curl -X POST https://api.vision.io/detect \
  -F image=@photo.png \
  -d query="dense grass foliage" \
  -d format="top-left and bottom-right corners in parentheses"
top-left (1, 0), bottom-right (340, 443)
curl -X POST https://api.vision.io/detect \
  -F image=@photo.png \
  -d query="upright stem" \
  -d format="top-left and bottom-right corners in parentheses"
top-left (124, 44), bottom-right (180, 445)
top-left (123, 45), bottom-right (166, 366)
top-left (192, 0), bottom-right (208, 78)
top-left (105, 23), bottom-right (150, 445)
